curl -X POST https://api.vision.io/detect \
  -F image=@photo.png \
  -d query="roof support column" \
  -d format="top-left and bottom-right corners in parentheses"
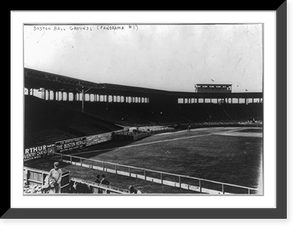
top-left (81, 88), bottom-right (85, 112)
top-left (43, 89), bottom-right (47, 100)
top-left (46, 89), bottom-right (50, 100)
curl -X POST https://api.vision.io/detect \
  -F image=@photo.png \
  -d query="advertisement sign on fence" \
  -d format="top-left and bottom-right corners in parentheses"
top-left (55, 137), bottom-right (87, 153)
top-left (25, 130), bottom-right (126, 160)
top-left (24, 144), bottom-right (55, 161)
top-left (86, 132), bottom-right (112, 146)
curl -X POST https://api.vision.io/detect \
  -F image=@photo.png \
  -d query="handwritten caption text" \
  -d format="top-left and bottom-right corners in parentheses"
top-left (32, 25), bottom-right (139, 32)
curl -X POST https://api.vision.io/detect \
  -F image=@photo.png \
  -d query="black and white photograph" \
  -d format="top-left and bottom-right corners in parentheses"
top-left (23, 23), bottom-right (264, 196)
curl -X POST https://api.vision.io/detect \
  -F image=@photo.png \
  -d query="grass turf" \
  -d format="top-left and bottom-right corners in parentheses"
top-left (25, 127), bottom-right (262, 193)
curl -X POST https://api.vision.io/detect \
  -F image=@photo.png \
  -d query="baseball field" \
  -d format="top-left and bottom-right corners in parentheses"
top-left (24, 126), bottom-right (262, 194)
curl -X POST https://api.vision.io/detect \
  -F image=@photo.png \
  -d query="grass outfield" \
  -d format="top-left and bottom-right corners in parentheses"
top-left (65, 127), bottom-right (262, 189)
top-left (25, 127), bottom-right (262, 193)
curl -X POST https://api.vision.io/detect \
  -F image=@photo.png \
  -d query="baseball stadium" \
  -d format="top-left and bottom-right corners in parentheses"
top-left (23, 67), bottom-right (263, 195)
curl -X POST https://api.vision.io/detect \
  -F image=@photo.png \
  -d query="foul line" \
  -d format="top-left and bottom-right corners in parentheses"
top-left (119, 133), bottom-right (213, 149)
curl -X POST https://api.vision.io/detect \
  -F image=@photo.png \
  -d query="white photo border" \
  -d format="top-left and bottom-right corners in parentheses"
top-left (7, 4), bottom-right (287, 219)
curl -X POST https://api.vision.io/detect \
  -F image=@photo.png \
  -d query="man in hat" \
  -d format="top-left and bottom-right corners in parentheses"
top-left (93, 174), bottom-right (101, 193)
top-left (128, 185), bottom-right (142, 194)
top-left (94, 174), bottom-right (101, 184)
top-left (100, 174), bottom-right (110, 186)
top-left (100, 174), bottom-right (110, 194)
top-left (41, 162), bottom-right (63, 194)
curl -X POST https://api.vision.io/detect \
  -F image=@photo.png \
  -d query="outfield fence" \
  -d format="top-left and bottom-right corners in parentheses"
top-left (51, 152), bottom-right (258, 195)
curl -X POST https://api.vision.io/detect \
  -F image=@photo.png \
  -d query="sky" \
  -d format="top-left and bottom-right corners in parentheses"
top-left (24, 24), bottom-right (263, 92)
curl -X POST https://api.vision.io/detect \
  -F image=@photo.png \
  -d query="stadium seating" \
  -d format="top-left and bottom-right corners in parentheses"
top-left (62, 100), bottom-right (262, 126)
top-left (25, 95), bottom-right (263, 148)
top-left (24, 96), bottom-right (122, 147)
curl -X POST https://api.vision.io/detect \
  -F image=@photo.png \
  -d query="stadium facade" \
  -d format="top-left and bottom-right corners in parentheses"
top-left (25, 68), bottom-right (262, 107)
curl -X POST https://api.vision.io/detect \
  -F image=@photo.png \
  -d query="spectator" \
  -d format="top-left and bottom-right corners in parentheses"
top-left (72, 182), bottom-right (79, 193)
top-left (94, 174), bottom-right (101, 194)
top-left (100, 174), bottom-right (110, 185)
top-left (94, 174), bottom-right (101, 184)
top-left (128, 185), bottom-right (142, 194)
top-left (100, 174), bottom-right (110, 194)
top-left (69, 180), bottom-right (76, 193)
top-left (41, 162), bottom-right (62, 194)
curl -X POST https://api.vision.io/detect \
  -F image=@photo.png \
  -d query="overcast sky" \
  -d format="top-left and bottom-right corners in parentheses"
top-left (24, 24), bottom-right (263, 92)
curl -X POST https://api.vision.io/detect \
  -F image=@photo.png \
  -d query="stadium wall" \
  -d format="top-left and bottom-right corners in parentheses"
top-left (24, 125), bottom-right (177, 161)
top-left (24, 128), bottom-right (155, 161)
top-left (24, 144), bottom-right (55, 161)
top-left (24, 130), bottom-right (121, 161)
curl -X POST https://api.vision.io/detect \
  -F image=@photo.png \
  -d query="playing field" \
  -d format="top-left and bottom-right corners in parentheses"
top-left (64, 127), bottom-right (263, 189)
top-left (25, 127), bottom-right (262, 194)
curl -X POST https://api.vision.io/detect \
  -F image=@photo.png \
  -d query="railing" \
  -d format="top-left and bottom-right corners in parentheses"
top-left (24, 167), bottom-right (49, 185)
top-left (23, 166), bottom-right (129, 194)
top-left (23, 166), bottom-right (70, 193)
top-left (70, 177), bottom-right (130, 194)
top-left (51, 152), bottom-right (258, 195)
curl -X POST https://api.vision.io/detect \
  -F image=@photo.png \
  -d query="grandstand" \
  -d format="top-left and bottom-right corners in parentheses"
top-left (24, 68), bottom-right (262, 127)
top-left (24, 68), bottom-right (263, 195)
top-left (24, 95), bottom-right (122, 148)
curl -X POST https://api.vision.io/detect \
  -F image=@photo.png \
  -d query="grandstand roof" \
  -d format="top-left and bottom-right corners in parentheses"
top-left (24, 68), bottom-right (98, 90)
top-left (24, 68), bottom-right (262, 99)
